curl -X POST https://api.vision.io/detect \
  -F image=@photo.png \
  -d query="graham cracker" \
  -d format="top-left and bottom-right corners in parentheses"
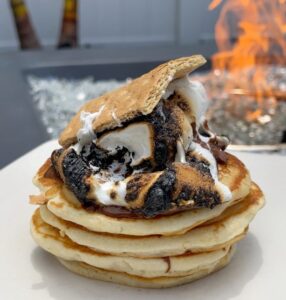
top-left (59, 55), bottom-right (206, 147)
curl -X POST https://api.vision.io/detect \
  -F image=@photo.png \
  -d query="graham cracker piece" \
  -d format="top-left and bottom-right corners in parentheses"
top-left (59, 55), bottom-right (206, 147)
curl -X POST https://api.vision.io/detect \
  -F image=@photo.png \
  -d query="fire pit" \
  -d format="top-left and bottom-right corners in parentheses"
top-left (192, 66), bottom-right (286, 147)
top-left (192, 0), bottom-right (286, 151)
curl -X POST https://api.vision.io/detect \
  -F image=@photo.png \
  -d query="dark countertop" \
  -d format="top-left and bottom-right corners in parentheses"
top-left (0, 44), bottom-right (215, 169)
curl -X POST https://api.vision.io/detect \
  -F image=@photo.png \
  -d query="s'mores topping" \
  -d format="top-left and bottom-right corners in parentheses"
top-left (42, 56), bottom-right (232, 218)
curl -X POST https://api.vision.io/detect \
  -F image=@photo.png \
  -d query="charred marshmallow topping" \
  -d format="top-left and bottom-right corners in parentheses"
top-left (53, 76), bottom-right (232, 217)
top-left (98, 122), bottom-right (154, 167)
top-left (164, 78), bottom-right (209, 126)
top-left (165, 77), bottom-right (232, 201)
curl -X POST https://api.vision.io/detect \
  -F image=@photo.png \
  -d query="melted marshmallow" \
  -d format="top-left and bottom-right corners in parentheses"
top-left (175, 141), bottom-right (186, 163)
top-left (91, 178), bottom-right (127, 206)
top-left (190, 143), bottom-right (232, 202)
top-left (98, 122), bottom-right (153, 166)
top-left (166, 76), bottom-right (232, 202)
top-left (90, 154), bottom-right (131, 206)
top-left (73, 106), bottom-right (105, 154)
top-left (165, 77), bottom-right (209, 128)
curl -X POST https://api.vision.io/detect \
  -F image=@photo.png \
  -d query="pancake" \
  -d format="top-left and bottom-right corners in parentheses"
top-left (39, 183), bottom-right (264, 258)
top-left (31, 208), bottom-right (233, 278)
top-left (58, 247), bottom-right (235, 289)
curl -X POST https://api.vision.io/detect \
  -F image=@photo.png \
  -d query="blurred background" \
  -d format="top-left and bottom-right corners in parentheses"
top-left (0, 0), bottom-right (219, 50)
top-left (0, 0), bottom-right (285, 168)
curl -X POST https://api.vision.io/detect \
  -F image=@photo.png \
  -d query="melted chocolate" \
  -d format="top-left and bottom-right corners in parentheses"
top-left (193, 121), bottom-right (229, 164)
top-left (162, 257), bottom-right (171, 273)
top-left (209, 143), bottom-right (228, 164)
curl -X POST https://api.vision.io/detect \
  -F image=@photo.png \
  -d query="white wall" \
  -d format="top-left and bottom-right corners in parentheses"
top-left (79, 0), bottom-right (176, 46)
top-left (179, 0), bottom-right (220, 45)
top-left (0, 0), bottom-right (219, 50)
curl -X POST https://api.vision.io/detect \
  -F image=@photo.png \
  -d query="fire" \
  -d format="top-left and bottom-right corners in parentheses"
top-left (209, 0), bottom-right (286, 69)
top-left (208, 0), bottom-right (286, 120)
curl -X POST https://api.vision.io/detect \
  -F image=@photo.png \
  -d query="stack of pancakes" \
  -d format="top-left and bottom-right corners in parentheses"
top-left (30, 56), bottom-right (264, 288)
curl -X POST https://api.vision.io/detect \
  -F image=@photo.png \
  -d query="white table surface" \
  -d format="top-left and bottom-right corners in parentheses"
top-left (0, 140), bottom-right (285, 300)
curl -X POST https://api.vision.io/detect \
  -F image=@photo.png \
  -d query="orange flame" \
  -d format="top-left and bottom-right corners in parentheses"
top-left (208, 0), bottom-right (223, 10)
top-left (210, 0), bottom-right (286, 70)
top-left (209, 0), bottom-right (286, 120)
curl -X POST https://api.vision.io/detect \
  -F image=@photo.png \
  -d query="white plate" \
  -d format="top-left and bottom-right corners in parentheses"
top-left (0, 140), bottom-right (285, 300)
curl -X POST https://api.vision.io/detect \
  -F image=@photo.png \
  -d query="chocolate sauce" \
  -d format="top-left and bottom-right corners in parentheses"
top-left (162, 257), bottom-right (171, 273)
top-left (209, 143), bottom-right (228, 164)
top-left (193, 120), bottom-right (229, 164)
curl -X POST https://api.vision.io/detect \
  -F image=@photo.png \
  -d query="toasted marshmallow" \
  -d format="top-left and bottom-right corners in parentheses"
top-left (165, 77), bottom-right (209, 128)
top-left (97, 122), bottom-right (154, 167)
top-left (189, 143), bottom-right (232, 202)
top-left (125, 172), bottom-right (162, 209)
top-left (89, 176), bottom-right (128, 206)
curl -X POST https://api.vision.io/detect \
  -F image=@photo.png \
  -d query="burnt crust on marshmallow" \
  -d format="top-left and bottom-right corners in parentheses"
top-left (136, 100), bottom-right (185, 170)
top-left (61, 149), bottom-right (91, 204)
top-left (50, 148), bottom-right (226, 218)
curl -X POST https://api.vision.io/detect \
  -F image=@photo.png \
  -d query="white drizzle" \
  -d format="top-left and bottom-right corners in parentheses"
top-left (72, 106), bottom-right (105, 154)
